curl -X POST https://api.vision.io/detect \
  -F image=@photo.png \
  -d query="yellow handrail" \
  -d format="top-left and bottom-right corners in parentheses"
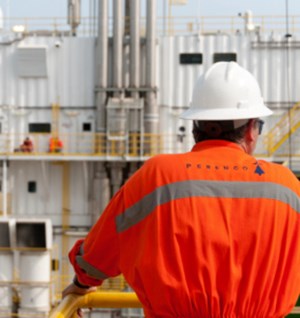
top-left (48, 291), bottom-right (300, 317)
top-left (49, 292), bottom-right (142, 318)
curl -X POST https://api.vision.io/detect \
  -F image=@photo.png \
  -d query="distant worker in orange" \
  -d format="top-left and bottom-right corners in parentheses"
top-left (49, 136), bottom-right (63, 153)
top-left (20, 137), bottom-right (33, 152)
top-left (62, 62), bottom-right (300, 317)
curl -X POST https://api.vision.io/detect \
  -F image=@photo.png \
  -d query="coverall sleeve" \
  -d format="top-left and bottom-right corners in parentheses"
top-left (69, 189), bottom-right (124, 287)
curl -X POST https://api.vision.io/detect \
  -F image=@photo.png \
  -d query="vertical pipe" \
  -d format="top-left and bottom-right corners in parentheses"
top-left (113, 0), bottom-right (123, 96)
top-left (95, 0), bottom-right (108, 133)
top-left (110, 0), bottom-right (126, 159)
top-left (90, 5), bottom-right (109, 220)
top-left (168, 1), bottom-right (172, 35)
top-left (145, 0), bottom-right (159, 136)
top-left (125, 0), bottom-right (130, 36)
top-left (2, 159), bottom-right (7, 217)
top-left (82, 161), bottom-right (89, 205)
top-left (68, 0), bottom-right (81, 36)
top-left (110, 163), bottom-right (124, 195)
top-left (129, 0), bottom-right (141, 134)
top-left (41, 161), bottom-right (50, 202)
top-left (130, 0), bottom-right (140, 98)
top-left (92, 163), bottom-right (110, 222)
top-left (163, 0), bottom-right (167, 36)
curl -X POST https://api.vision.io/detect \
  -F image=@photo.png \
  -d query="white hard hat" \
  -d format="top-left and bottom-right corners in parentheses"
top-left (180, 61), bottom-right (273, 121)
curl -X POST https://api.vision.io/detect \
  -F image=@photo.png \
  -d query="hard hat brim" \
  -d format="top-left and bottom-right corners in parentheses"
top-left (180, 104), bottom-right (273, 120)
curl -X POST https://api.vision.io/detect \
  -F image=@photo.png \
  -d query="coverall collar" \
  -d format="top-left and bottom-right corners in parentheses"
top-left (192, 140), bottom-right (245, 153)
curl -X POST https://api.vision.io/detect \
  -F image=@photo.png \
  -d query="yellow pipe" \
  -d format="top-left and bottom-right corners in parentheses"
top-left (49, 292), bottom-right (142, 318)
top-left (49, 291), bottom-right (300, 318)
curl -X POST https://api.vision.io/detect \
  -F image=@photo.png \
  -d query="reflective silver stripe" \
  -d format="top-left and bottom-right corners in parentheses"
top-left (76, 242), bottom-right (109, 280)
top-left (116, 180), bottom-right (300, 233)
top-left (79, 242), bottom-right (84, 255)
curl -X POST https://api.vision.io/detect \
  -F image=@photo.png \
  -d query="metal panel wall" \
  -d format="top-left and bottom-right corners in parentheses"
top-left (157, 33), bottom-right (300, 147)
top-left (157, 33), bottom-right (300, 109)
top-left (11, 161), bottom-right (51, 218)
top-left (0, 36), bottom-right (95, 108)
top-left (10, 161), bottom-right (93, 227)
top-left (0, 108), bottom-right (95, 153)
top-left (0, 33), bottom-right (298, 124)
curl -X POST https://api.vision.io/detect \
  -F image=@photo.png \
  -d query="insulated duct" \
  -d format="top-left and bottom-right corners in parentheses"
top-left (113, 0), bottom-right (123, 95)
top-left (145, 0), bottom-right (158, 135)
top-left (92, 163), bottom-right (110, 221)
top-left (109, 0), bottom-right (126, 138)
top-left (95, 0), bottom-right (108, 133)
top-left (68, 0), bottom-right (81, 36)
top-left (93, 1), bottom-right (110, 218)
top-left (129, 0), bottom-right (141, 132)
top-left (130, 0), bottom-right (140, 97)
top-left (94, 1), bottom-right (125, 210)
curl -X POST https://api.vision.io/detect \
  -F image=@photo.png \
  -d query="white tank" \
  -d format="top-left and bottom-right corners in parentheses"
top-left (19, 252), bottom-right (51, 310)
top-left (19, 286), bottom-right (50, 311)
top-left (0, 310), bottom-right (11, 318)
top-left (0, 253), bottom-right (13, 309)
top-left (18, 308), bottom-right (48, 318)
top-left (19, 252), bottom-right (51, 281)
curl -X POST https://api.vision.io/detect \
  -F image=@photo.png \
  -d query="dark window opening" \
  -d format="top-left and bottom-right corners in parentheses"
top-left (0, 222), bottom-right (10, 247)
top-left (28, 181), bottom-right (37, 193)
top-left (83, 122), bottom-right (92, 132)
top-left (180, 53), bottom-right (203, 65)
top-left (213, 53), bottom-right (237, 63)
top-left (16, 222), bottom-right (46, 248)
top-left (29, 123), bottom-right (51, 133)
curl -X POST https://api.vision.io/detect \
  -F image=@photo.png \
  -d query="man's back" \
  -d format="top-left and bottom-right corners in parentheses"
top-left (64, 62), bottom-right (297, 318)
top-left (112, 140), bottom-right (300, 317)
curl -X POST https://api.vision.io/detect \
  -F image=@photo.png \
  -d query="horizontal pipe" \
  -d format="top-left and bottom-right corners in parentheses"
top-left (49, 291), bottom-right (300, 317)
top-left (49, 292), bottom-right (142, 318)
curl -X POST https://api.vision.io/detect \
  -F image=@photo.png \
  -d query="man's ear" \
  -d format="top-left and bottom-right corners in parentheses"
top-left (245, 119), bottom-right (257, 142)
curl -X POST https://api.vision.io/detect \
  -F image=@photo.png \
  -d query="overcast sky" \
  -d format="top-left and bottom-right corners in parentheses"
top-left (0, 0), bottom-right (298, 18)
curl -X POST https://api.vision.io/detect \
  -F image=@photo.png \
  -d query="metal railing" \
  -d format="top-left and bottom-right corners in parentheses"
top-left (2, 131), bottom-right (300, 160)
top-left (49, 292), bottom-right (300, 318)
top-left (4, 15), bottom-right (300, 37)
top-left (264, 102), bottom-right (300, 155)
top-left (0, 132), bottom-right (166, 158)
top-left (52, 274), bottom-right (129, 304)
top-left (49, 292), bottom-right (142, 318)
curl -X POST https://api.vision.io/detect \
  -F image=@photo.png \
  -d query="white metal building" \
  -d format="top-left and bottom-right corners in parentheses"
top-left (0, 1), bottom-right (300, 316)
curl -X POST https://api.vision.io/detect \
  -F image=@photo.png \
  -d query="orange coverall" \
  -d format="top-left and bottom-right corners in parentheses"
top-left (49, 137), bottom-right (63, 152)
top-left (69, 140), bottom-right (300, 318)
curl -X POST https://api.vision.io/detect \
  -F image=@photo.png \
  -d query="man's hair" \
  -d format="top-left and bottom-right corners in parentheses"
top-left (192, 120), bottom-right (249, 143)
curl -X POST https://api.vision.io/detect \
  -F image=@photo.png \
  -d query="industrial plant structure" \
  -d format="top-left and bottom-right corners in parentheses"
top-left (0, 0), bottom-right (300, 317)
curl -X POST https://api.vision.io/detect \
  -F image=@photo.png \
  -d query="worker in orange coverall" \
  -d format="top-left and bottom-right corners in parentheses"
top-left (62, 62), bottom-right (300, 318)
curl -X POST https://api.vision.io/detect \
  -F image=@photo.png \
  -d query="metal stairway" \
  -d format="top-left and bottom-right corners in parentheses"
top-left (264, 102), bottom-right (300, 155)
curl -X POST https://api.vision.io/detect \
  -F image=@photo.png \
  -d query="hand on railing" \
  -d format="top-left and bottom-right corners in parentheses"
top-left (60, 282), bottom-right (97, 317)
